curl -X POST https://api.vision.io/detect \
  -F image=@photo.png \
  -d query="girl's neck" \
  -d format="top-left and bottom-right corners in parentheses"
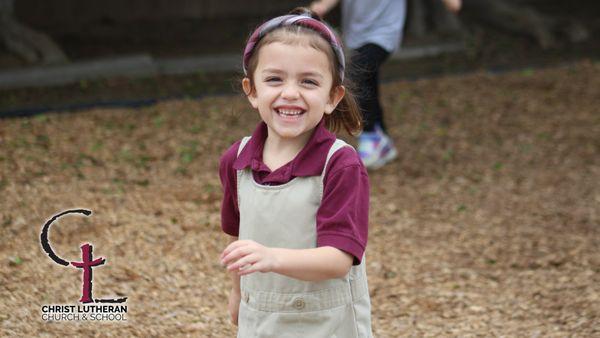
top-left (262, 129), bottom-right (313, 171)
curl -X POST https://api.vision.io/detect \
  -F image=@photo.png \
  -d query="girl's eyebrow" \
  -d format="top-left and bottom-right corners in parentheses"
top-left (262, 68), bottom-right (284, 74)
top-left (300, 72), bottom-right (324, 79)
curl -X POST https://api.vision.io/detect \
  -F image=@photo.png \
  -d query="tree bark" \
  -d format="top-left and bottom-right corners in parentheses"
top-left (0, 0), bottom-right (68, 64)
top-left (408, 0), bottom-right (464, 38)
top-left (408, 0), bottom-right (589, 49)
top-left (407, 0), bottom-right (427, 38)
top-left (431, 0), bottom-right (463, 35)
top-left (460, 0), bottom-right (558, 48)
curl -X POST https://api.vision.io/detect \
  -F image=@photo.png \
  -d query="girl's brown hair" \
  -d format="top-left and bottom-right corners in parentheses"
top-left (244, 7), bottom-right (362, 135)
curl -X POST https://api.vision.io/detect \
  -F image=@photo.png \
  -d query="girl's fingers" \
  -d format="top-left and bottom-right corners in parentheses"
top-left (220, 240), bottom-right (248, 259)
top-left (221, 245), bottom-right (251, 266)
top-left (227, 253), bottom-right (258, 272)
top-left (221, 239), bottom-right (258, 259)
top-left (226, 255), bottom-right (254, 272)
top-left (238, 261), bottom-right (263, 276)
top-left (220, 240), bottom-right (252, 261)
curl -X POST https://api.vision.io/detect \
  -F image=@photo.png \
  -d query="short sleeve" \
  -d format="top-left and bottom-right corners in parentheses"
top-left (316, 147), bottom-right (369, 265)
top-left (219, 140), bottom-right (242, 237)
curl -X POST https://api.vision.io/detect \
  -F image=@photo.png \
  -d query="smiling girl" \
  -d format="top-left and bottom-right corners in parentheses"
top-left (219, 8), bottom-right (372, 337)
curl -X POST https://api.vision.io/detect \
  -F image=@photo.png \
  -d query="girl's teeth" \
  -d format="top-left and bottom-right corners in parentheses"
top-left (278, 109), bottom-right (303, 116)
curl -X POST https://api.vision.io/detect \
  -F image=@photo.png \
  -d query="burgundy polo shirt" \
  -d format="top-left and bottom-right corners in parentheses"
top-left (219, 119), bottom-right (369, 265)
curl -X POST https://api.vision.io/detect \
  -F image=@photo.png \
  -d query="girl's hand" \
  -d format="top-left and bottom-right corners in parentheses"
top-left (228, 288), bottom-right (241, 325)
top-left (220, 240), bottom-right (278, 276)
top-left (441, 0), bottom-right (461, 13)
top-left (310, 1), bottom-right (329, 17)
top-left (309, 0), bottom-right (339, 18)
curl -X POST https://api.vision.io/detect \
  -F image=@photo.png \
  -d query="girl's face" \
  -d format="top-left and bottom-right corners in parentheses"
top-left (243, 41), bottom-right (345, 144)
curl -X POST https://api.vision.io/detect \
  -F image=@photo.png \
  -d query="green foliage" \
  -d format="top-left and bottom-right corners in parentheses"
top-left (34, 114), bottom-right (49, 123)
top-left (91, 140), bottom-right (104, 152)
top-left (153, 115), bottom-right (166, 128)
top-left (443, 149), bottom-right (454, 161)
top-left (35, 134), bottom-right (50, 149)
top-left (9, 256), bottom-right (23, 266)
top-left (520, 68), bottom-right (535, 77)
top-left (179, 140), bottom-right (199, 165)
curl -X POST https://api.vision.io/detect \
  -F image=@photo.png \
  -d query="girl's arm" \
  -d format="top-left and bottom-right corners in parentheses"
top-left (226, 237), bottom-right (241, 325)
top-left (310, 0), bottom-right (341, 18)
top-left (271, 246), bottom-right (353, 281)
top-left (220, 240), bottom-right (354, 282)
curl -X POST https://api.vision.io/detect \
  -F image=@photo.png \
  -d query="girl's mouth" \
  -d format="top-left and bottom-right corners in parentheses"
top-left (275, 108), bottom-right (306, 118)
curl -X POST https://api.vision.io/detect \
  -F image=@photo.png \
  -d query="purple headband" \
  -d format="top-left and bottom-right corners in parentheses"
top-left (242, 14), bottom-right (346, 81)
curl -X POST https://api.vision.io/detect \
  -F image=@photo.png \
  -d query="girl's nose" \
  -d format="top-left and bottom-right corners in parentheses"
top-left (281, 83), bottom-right (300, 100)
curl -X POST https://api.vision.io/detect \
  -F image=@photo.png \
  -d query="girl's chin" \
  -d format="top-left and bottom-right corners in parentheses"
top-left (268, 125), bottom-right (308, 139)
top-left (272, 129), bottom-right (303, 139)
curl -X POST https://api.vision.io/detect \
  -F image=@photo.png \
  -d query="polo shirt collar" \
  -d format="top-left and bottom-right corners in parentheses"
top-left (232, 119), bottom-right (336, 177)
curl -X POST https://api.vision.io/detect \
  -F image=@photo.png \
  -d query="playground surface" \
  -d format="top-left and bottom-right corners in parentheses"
top-left (1, 60), bottom-right (598, 337)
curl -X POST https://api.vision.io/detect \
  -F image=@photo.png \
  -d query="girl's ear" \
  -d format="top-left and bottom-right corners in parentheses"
top-left (325, 85), bottom-right (346, 115)
top-left (242, 77), bottom-right (258, 109)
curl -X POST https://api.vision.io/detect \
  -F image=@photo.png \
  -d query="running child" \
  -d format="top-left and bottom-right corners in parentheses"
top-left (219, 7), bottom-right (373, 338)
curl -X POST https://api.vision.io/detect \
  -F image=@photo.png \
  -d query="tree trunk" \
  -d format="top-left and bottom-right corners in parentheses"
top-left (431, 0), bottom-right (463, 35)
top-left (460, 0), bottom-right (558, 48)
top-left (407, 0), bottom-right (428, 38)
top-left (0, 0), bottom-right (68, 64)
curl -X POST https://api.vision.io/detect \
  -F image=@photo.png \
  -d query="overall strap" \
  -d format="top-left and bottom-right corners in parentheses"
top-left (235, 136), bottom-right (252, 211)
top-left (321, 139), bottom-right (351, 181)
top-left (237, 136), bottom-right (252, 158)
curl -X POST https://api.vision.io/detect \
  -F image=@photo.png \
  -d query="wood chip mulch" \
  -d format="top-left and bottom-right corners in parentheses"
top-left (1, 61), bottom-right (598, 337)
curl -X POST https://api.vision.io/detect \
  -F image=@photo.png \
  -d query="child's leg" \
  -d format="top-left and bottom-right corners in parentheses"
top-left (349, 43), bottom-right (390, 133)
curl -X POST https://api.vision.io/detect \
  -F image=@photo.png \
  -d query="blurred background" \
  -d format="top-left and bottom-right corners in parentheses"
top-left (0, 0), bottom-right (598, 115)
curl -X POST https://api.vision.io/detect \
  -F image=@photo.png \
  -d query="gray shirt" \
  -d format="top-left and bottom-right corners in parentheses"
top-left (342, 0), bottom-right (407, 52)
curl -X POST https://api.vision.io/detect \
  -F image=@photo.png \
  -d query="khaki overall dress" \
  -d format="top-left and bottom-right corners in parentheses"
top-left (236, 137), bottom-right (373, 338)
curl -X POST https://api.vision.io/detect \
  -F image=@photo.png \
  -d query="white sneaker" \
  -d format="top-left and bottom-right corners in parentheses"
top-left (358, 126), bottom-right (398, 169)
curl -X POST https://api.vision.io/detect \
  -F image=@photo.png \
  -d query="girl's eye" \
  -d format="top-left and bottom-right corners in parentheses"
top-left (302, 79), bottom-right (318, 86)
top-left (265, 77), bottom-right (281, 82)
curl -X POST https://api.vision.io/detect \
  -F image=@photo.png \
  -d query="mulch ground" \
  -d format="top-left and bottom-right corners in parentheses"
top-left (0, 60), bottom-right (598, 337)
